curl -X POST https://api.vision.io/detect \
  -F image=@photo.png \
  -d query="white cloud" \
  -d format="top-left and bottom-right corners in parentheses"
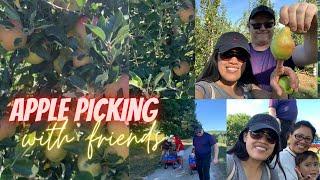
top-left (227, 99), bottom-right (268, 116)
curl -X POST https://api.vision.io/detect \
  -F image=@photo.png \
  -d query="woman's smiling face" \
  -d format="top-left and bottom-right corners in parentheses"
top-left (217, 48), bottom-right (248, 83)
top-left (288, 125), bottom-right (313, 154)
top-left (243, 129), bottom-right (276, 161)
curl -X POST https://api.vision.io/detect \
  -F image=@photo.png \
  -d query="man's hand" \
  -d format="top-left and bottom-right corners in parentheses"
top-left (212, 157), bottom-right (218, 165)
top-left (280, 3), bottom-right (317, 33)
top-left (270, 61), bottom-right (298, 96)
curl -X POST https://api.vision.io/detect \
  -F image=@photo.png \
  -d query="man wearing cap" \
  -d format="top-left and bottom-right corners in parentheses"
top-left (241, 3), bottom-right (317, 96)
top-left (193, 127), bottom-right (219, 180)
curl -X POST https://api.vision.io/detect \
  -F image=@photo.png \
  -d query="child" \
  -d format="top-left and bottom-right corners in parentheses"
top-left (188, 147), bottom-right (196, 174)
top-left (190, 147), bottom-right (195, 159)
top-left (295, 151), bottom-right (319, 180)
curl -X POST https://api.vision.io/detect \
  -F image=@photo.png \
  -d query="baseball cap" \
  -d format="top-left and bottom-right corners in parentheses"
top-left (194, 126), bottom-right (203, 134)
top-left (214, 32), bottom-right (250, 56)
top-left (247, 114), bottom-right (280, 135)
top-left (249, 5), bottom-right (275, 21)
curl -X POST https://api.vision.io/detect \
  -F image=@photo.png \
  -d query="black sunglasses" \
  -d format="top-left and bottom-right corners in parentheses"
top-left (219, 49), bottom-right (249, 62)
top-left (294, 134), bottom-right (313, 144)
top-left (249, 129), bottom-right (277, 144)
top-left (250, 22), bottom-right (274, 30)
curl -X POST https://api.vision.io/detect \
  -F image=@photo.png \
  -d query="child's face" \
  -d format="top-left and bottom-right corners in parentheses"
top-left (297, 156), bottom-right (319, 180)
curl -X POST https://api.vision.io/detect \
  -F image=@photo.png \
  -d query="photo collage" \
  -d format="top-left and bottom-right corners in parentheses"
top-left (0, 0), bottom-right (319, 180)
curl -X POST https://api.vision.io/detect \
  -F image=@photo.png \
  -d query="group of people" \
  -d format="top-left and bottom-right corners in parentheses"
top-left (227, 107), bottom-right (319, 180)
top-left (160, 134), bottom-right (185, 169)
top-left (195, 3), bottom-right (317, 99)
top-left (160, 127), bottom-right (220, 180)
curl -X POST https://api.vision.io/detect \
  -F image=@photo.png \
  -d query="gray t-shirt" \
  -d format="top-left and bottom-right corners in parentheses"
top-left (195, 81), bottom-right (253, 99)
top-left (227, 154), bottom-right (279, 180)
top-left (275, 147), bottom-right (298, 180)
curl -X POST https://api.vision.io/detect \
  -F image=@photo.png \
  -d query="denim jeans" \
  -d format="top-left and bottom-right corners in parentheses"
top-left (196, 154), bottom-right (211, 180)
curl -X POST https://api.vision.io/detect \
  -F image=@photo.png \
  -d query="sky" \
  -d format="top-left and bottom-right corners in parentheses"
top-left (227, 99), bottom-right (320, 136)
top-left (195, 100), bottom-right (226, 131)
top-left (196, 0), bottom-right (300, 24)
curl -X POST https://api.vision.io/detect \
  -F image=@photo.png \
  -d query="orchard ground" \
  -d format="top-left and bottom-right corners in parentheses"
top-left (129, 139), bottom-right (226, 180)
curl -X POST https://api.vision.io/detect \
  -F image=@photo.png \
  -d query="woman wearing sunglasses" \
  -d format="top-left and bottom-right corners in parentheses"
top-left (195, 32), bottom-right (279, 99)
top-left (276, 120), bottom-right (317, 180)
top-left (227, 114), bottom-right (284, 180)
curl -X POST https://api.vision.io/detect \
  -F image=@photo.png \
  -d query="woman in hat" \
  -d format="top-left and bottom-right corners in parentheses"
top-left (226, 114), bottom-right (284, 180)
top-left (276, 121), bottom-right (317, 180)
top-left (195, 32), bottom-right (281, 99)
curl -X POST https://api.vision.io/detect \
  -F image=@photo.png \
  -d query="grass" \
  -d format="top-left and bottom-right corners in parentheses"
top-left (129, 143), bottom-right (162, 180)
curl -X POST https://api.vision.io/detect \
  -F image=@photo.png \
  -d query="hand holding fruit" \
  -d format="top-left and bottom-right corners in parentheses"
top-left (270, 26), bottom-right (298, 96)
top-left (270, 60), bottom-right (298, 96)
top-left (280, 3), bottom-right (317, 33)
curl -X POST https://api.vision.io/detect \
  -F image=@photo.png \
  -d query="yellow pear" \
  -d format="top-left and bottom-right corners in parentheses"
top-left (271, 27), bottom-right (295, 61)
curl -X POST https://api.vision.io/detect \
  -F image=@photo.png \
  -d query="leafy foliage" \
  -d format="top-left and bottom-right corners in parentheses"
top-left (226, 113), bottom-right (250, 147)
top-left (0, 0), bottom-right (130, 178)
top-left (129, 0), bottom-right (195, 99)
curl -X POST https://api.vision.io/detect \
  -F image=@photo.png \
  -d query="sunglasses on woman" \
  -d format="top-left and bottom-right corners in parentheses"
top-left (248, 129), bottom-right (277, 144)
top-left (219, 49), bottom-right (250, 62)
top-left (250, 22), bottom-right (274, 30)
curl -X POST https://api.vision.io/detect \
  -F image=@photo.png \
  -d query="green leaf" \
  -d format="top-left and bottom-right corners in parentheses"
top-left (0, 1), bottom-right (20, 20)
top-left (95, 72), bottom-right (109, 86)
top-left (68, 76), bottom-right (86, 90)
top-left (85, 24), bottom-right (106, 41)
top-left (0, 167), bottom-right (13, 179)
top-left (154, 87), bottom-right (167, 92)
top-left (176, 82), bottom-right (183, 88)
top-left (74, 171), bottom-right (94, 180)
top-left (12, 159), bottom-right (38, 177)
top-left (153, 72), bottom-right (164, 88)
top-left (111, 25), bottom-right (129, 45)
top-left (161, 66), bottom-right (172, 87)
top-left (76, 0), bottom-right (86, 7)
top-left (129, 71), bottom-right (143, 89)
top-left (0, 137), bottom-right (18, 148)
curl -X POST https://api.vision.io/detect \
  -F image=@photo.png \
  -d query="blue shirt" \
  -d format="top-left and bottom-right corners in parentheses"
top-left (269, 99), bottom-right (298, 121)
top-left (193, 132), bottom-right (215, 158)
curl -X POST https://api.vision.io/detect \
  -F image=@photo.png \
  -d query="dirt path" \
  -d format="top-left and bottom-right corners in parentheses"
top-left (144, 146), bottom-right (224, 180)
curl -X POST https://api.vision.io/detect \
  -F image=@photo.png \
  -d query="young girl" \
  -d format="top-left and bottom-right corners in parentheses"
top-left (295, 151), bottom-right (320, 180)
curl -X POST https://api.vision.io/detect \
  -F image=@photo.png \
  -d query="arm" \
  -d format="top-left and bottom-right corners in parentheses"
top-left (269, 106), bottom-right (281, 126)
top-left (213, 143), bottom-right (219, 164)
top-left (280, 3), bottom-right (318, 66)
top-left (269, 107), bottom-right (277, 117)
top-left (251, 84), bottom-right (288, 99)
